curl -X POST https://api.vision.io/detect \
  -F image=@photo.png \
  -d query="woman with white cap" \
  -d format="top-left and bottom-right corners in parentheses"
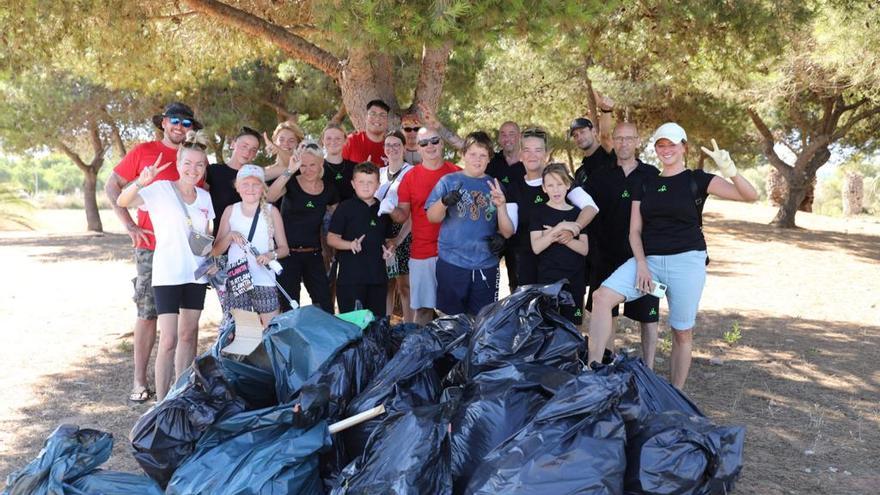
top-left (212, 164), bottom-right (290, 327)
top-left (588, 122), bottom-right (758, 389)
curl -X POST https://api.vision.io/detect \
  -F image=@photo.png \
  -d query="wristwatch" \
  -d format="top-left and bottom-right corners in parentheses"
top-left (282, 169), bottom-right (293, 178)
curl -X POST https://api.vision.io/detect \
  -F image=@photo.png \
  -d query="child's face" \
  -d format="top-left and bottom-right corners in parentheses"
top-left (352, 171), bottom-right (379, 200)
top-left (235, 176), bottom-right (265, 203)
top-left (462, 144), bottom-right (490, 176)
top-left (542, 172), bottom-right (569, 202)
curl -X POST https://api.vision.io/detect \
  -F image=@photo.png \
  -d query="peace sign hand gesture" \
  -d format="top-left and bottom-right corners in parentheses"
top-left (701, 139), bottom-right (737, 179)
top-left (382, 243), bottom-right (396, 260)
top-left (487, 179), bottom-right (506, 207)
top-left (263, 132), bottom-right (278, 157)
top-left (136, 153), bottom-right (173, 187)
top-left (350, 234), bottom-right (365, 254)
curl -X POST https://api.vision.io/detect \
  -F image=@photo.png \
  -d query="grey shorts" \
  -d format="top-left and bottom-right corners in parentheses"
top-left (408, 256), bottom-right (438, 310)
top-left (226, 285), bottom-right (280, 314)
top-left (132, 248), bottom-right (157, 320)
top-left (601, 250), bottom-right (707, 330)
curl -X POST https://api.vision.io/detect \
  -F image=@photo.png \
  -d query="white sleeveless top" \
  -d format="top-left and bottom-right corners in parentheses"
top-left (227, 202), bottom-right (275, 286)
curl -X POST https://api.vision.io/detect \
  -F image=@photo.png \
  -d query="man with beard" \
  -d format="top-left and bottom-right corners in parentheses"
top-left (104, 102), bottom-right (203, 403)
top-left (571, 95), bottom-right (616, 187)
top-left (585, 122), bottom-right (661, 367)
top-left (343, 99), bottom-right (391, 166)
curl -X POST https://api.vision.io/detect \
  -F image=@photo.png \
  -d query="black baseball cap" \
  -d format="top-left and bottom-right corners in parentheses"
top-left (152, 102), bottom-right (203, 131)
top-left (568, 117), bottom-right (594, 136)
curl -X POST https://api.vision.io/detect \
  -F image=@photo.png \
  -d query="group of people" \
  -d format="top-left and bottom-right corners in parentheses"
top-left (107, 98), bottom-right (757, 402)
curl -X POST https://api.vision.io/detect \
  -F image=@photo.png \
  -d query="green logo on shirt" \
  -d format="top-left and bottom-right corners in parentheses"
top-left (335, 173), bottom-right (343, 180)
top-left (621, 189), bottom-right (630, 198)
top-left (370, 219), bottom-right (377, 227)
top-left (305, 201), bottom-right (315, 208)
top-left (534, 195), bottom-right (544, 204)
top-left (649, 307), bottom-right (657, 316)
top-left (574, 308), bottom-right (582, 317)
top-left (501, 176), bottom-right (510, 184)
top-left (657, 185), bottom-right (668, 193)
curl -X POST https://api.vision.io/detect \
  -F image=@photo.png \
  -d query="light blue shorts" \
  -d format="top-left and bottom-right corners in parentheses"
top-left (600, 250), bottom-right (707, 330)
top-left (409, 256), bottom-right (438, 310)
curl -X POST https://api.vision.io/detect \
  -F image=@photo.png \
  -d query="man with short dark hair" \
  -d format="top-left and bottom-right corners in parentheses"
top-left (104, 102), bottom-right (203, 403)
top-left (343, 99), bottom-right (391, 166)
top-left (585, 122), bottom-right (662, 367)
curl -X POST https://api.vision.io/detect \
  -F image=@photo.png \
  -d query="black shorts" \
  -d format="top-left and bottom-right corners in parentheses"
top-left (586, 261), bottom-right (659, 323)
top-left (337, 282), bottom-right (388, 317)
top-left (153, 283), bottom-right (208, 315)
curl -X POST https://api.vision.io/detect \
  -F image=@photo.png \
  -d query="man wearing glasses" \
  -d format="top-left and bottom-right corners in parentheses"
top-left (343, 99), bottom-right (391, 166)
top-left (389, 127), bottom-right (460, 325)
top-left (104, 101), bottom-right (203, 403)
top-left (400, 112), bottom-right (423, 165)
top-left (584, 122), bottom-right (661, 367)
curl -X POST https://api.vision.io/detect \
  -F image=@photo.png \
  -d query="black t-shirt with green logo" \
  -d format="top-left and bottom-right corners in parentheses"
top-left (528, 204), bottom-right (586, 283)
top-left (632, 168), bottom-right (715, 256)
top-left (574, 147), bottom-right (616, 188)
top-left (486, 151), bottom-right (525, 187)
top-left (323, 159), bottom-right (357, 202)
top-left (281, 178), bottom-right (339, 249)
top-left (329, 197), bottom-right (394, 285)
top-left (586, 160), bottom-right (658, 267)
top-left (505, 177), bottom-right (549, 250)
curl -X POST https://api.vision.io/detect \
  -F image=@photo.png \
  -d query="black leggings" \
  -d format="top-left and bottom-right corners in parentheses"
top-left (336, 283), bottom-right (387, 317)
top-left (277, 250), bottom-right (333, 312)
top-left (153, 283), bottom-right (207, 315)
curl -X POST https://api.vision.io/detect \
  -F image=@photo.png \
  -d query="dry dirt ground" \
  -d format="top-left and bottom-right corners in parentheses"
top-left (1, 201), bottom-right (878, 494)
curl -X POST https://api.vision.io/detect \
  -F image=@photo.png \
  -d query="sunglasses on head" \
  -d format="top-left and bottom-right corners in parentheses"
top-left (303, 142), bottom-right (321, 150)
top-left (168, 117), bottom-right (194, 128)
top-left (403, 126), bottom-right (419, 133)
top-left (418, 136), bottom-right (442, 147)
top-left (521, 128), bottom-right (547, 139)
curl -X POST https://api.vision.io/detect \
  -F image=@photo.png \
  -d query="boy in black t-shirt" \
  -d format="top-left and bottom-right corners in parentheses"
top-left (327, 162), bottom-right (396, 316)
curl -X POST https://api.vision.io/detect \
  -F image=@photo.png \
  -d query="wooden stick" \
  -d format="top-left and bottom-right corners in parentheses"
top-left (328, 405), bottom-right (386, 434)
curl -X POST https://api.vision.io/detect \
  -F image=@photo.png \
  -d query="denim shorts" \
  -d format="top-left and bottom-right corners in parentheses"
top-left (600, 250), bottom-right (707, 330)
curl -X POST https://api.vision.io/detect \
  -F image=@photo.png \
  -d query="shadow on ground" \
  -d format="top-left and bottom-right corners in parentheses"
top-left (0, 233), bottom-right (131, 263)
top-left (0, 327), bottom-right (219, 482)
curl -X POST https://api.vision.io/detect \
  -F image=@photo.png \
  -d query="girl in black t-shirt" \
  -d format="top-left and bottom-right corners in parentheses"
top-left (588, 122), bottom-right (758, 389)
top-left (267, 141), bottom-right (339, 312)
top-left (530, 163), bottom-right (590, 326)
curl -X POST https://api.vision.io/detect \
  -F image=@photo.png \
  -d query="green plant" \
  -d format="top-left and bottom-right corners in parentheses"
top-left (723, 321), bottom-right (743, 346)
top-left (658, 332), bottom-right (672, 354)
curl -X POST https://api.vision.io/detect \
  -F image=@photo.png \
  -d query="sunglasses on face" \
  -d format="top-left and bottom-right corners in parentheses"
top-left (418, 136), bottom-right (442, 147)
top-left (168, 117), bottom-right (194, 128)
top-left (403, 127), bottom-right (419, 133)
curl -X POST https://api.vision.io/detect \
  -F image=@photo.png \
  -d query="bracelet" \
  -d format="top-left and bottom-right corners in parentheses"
top-left (282, 169), bottom-right (293, 178)
top-left (272, 250), bottom-right (278, 260)
top-left (134, 180), bottom-right (145, 189)
top-left (599, 108), bottom-right (613, 114)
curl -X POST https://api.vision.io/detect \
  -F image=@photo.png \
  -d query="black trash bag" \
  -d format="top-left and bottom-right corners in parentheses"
top-left (343, 325), bottom-right (456, 459)
top-left (386, 322), bottom-right (419, 358)
top-left (332, 400), bottom-right (458, 495)
top-left (450, 363), bottom-right (574, 493)
top-left (265, 305), bottom-right (364, 403)
top-left (130, 355), bottom-right (246, 487)
top-left (464, 371), bottom-right (637, 495)
top-left (211, 319), bottom-right (277, 410)
top-left (464, 281), bottom-right (586, 380)
top-left (625, 411), bottom-right (746, 495)
top-left (293, 319), bottom-right (395, 486)
top-left (2, 424), bottom-right (162, 495)
top-left (607, 353), bottom-right (703, 417)
top-left (165, 403), bottom-right (331, 495)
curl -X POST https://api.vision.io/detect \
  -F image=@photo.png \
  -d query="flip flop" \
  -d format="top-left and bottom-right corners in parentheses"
top-left (129, 387), bottom-right (152, 403)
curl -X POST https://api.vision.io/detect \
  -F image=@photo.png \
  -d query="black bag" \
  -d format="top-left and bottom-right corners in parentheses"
top-left (625, 411), bottom-right (746, 495)
top-left (3, 424), bottom-right (163, 495)
top-left (210, 320), bottom-right (278, 410)
top-left (129, 355), bottom-right (247, 487)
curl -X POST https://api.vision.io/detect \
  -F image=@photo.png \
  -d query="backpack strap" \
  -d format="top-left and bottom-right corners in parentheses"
top-left (690, 172), bottom-right (704, 228)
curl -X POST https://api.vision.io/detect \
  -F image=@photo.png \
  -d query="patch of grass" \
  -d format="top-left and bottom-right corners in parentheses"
top-left (658, 332), bottom-right (672, 354)
top-left (723, 321), bottom-right (743, 346)
top-left (116, 339), bottom-right (133, 354)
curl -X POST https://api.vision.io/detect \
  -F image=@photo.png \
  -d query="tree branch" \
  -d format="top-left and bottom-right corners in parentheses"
top-left (747, 107), bottom-right (794, 178)
top-left (260, 98), bottom-right (298, 122)
top-left (832, 103), bottom-right (880, 141)
top-left (56, 142), bottom-right (89, 173)
top-left (181, 0), bottom-right (342, 79)
top-left (329, 103), bottom-right (347, 125)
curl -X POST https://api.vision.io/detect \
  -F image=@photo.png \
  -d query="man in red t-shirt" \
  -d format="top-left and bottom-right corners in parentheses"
top-left (390, 127), bottom-right (459, 325)
top-left (104, 101), bottom-right (203, 403)
top-left (342, 99), bottom-right (390, 166)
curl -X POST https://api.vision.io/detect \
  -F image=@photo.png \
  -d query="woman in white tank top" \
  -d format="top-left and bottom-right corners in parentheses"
top-left (213, 164), bottom-right (290, 326)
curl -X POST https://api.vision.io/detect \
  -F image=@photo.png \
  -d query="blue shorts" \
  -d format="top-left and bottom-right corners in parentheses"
top-left (600, 250), bottom-right (707, 330)
top-left (435, 258), bottom-right (499, 316)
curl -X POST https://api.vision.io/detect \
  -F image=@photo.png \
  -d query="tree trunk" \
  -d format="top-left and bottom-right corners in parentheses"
top-left (843, 172), bottom-right (864, 216)
top-left (339, 47), bottom-right (396, 130)
top-left (82, 166), bottom-right (103, 232)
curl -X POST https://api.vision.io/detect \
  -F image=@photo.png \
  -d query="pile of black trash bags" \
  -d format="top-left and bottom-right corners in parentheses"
top-left (4, 281), bottom-right (746, 495)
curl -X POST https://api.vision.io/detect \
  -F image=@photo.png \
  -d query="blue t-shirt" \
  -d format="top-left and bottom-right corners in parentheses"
top-left (426, 172), bottom-right (499, 270)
